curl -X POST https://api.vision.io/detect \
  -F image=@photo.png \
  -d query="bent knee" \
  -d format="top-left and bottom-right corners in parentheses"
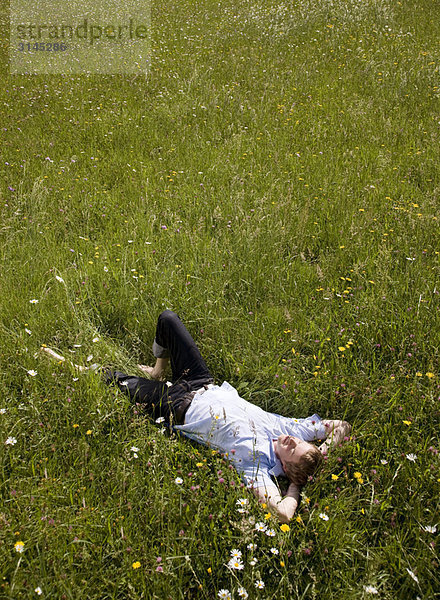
top-left (158, 309), bottom-right (179, 322)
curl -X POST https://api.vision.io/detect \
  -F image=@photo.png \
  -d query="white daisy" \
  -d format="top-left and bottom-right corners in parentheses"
top-left (406, 454), bottom-right (417, 462)
top-left (27, 370), bottom-right (37, 377)
top-left (230, 548), bottom-right (242, 559)
top-left (218, 590), bottom-right (231, 600)
top-left (237, 587), bottom-right (248, 599)
top-left (265, 528), bottom-right (276, 537)
top-left (380, 459), bottom-right (388, 465)
top-left (319, 513), bottom-right (329, 521)
top-left (25, 328), bottom-right (32, 335)
top-left (155, 417), bottom-right (165, 423)
top-left (236, 498), bottom-right (248, 507)
top-left (255, 580), bottom-right (265, 589)
top-left (34, 587), bottom-right (43, 595)
top-left (249, 558), bottom-right (258, 566)
top-left (255, 521), bottom-right (266, 532)
top-left (270, 547), bottom-right (279, 555)
top-left (130, 446), bottom-right (140, 453)
top-left (363, 585), bottom-right (378, 594)
top-left (29, 299), bottom-right (39, 304)
top-left (422, 525), bottom-right (437, 533)
top-left (227, 558), bottom-right (244, 571)
top-left (55, 275), bottom-right (65, 283)
top-left (5, 437), bottom-right (17, 445)
top-left (247, 543), bottom-right (257, 550)
top-left (175, 477), bottom-right (183, 485)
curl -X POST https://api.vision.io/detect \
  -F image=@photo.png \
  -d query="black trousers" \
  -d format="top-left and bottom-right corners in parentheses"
top-left (104, 310), bottom-right (214, 425)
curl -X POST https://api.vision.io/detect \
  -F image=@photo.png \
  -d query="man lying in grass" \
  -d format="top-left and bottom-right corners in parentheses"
top-left (44, 310), bottom-right (351, 523)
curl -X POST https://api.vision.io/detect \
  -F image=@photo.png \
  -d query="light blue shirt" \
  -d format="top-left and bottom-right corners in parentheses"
top-left (174, 381), bottom-right (326, 491)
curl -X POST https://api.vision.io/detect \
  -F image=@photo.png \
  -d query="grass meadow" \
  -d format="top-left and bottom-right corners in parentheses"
top-left (1, 0), bottom-right (439, 597)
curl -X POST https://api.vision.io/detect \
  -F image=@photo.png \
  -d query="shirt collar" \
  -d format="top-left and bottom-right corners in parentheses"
top-left (268, 439), bottom-right (286, 477)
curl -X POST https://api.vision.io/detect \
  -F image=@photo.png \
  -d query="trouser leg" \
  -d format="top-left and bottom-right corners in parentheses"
top-left (153, 310), bottom-right (213, 384)
top-left (104, 369), bottom-right (170, 421)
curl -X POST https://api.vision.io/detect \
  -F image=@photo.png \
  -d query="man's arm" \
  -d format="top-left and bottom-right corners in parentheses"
top-left (137, 357), bottom-right (169, 380)
top-left (319, 420), bottom-right (351, 455)
top-left (253, 483), bottom-right (300, 524)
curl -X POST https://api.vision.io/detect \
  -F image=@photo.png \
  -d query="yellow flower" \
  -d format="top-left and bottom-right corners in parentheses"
top-left (73, 424), bottom-right (79, 429)
top-left (338, 347), bottom-right (346, 352)
top-left (196, 462), bottom-right (203, 467)
top-left (132, 561), bottom-right (141, 569)
top-left (261, 503), bottom-right (267, 509)
top-left (280, 560), bottom-right (285, 567)
top-left (331, 474), bottom-right (339, 481)
top-left (353, 472), bottom-right (362, 479)
top-left (426, 372), bottom-right (435, 379)
top-left (207, 567), bottom-right (212, 574)
top-left (86, 430), bottom-right (92, 435)
top-left (295, 515), bottom-right (303, 524)
top-left (357, 478), bottom-right (364, 484)
top-left (264, 512), bottom-right (271, 520)
top-left (304, 497), bottom-right (310, 504)
top-left (403, 420), bottom-right (412, 426)
top-left (416, 372), bottom-right (423, 377)
top-left (14, 541), bottom-right (25, 553)
top-left (280, 524), bottom-right (290, 532)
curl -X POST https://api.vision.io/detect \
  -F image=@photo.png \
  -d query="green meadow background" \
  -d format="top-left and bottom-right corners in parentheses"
top-left (1, 0), bottom-right (439, 598)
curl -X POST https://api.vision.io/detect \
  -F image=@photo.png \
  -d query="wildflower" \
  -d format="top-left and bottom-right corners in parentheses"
top-left (55, 275), bottom-right (65, 283)
top-left (406, 568), bottom-right (419, 583)
top-left (175, 477), bottom-right (183, 484)
top-left (25, 328), bottom-right (32, 335)
top-left (295, 515), bottom-right (303, 524)
top-left (130, 446), bottom-right (139, 453)
top-left (35, 587), bottom-right (43, 595)
top-left (155, 417), bottom-right (165, 423)
top-left (218, 590), bottom-right (232, 600)
top-left (92, 337), bottom-right (100, 343)
top-left (227, 558), bottom-right (244, 570)
top-left (86, 430), bottom-right (92, 436)
top-left (29, 299), bottom-right (39, 304)
top-left (249, 558), bottom-right (258, 566)
top-left (207, 567), bottom-right (212, 574)
top-left (353, 472), bottom-right (362, 479)
top-left (132, 561), bottom-right (141, 569)
top-left (280, 560), bottom-right (285, 567)
top-left (338, 346), bottom-right (346, 352)
top-left (255, 522), bottom-right (266, 532)
top-left (156, 565), bottom-right (163, 572)
top-left (237, 587), bottom-right (248, 599)
top-left (422, 525), bottom-right (437, 533)
top-left (73, 424), bottom-right (79, 429)
top-left (426, 372), bottom-right (435, 379)
top-left (406, 454), bottom-right (417, 462)
top-left (363, 585), bottom-right (378, 594)
top-left (196, 462), bottom-right (204, 467)
top-left (14, 540), bottom-right (25, 553)
top-left (5, 437), bottom-right (17, 446)
top-left (27, 370), bottom-right (37, 377)
top-left (403, 420), bottom-right (412, 426)
top-left (319, 513), bottom-right (329, 521)
top-left (265, 528), bottom-right (276, 537)
top-left (247, 543), bottom-right (257, 550)
top-left (0, 408), bottom-right (6, 414)
top-left (380, 459), bottom-right (388, 465)
top-left (264, 512), bottom-right (271, 520)
top-left (236, 498), bottom-right (248, 507)
top-left (280, 524), bottom-right (290, 532)
top-left (255, 580), bottom-right (265, 589)
top-left (230, 549), bottom-right (242, 559)
top-left (270, 547), bottom-right (279, 555)
top-left (331, 474), bottom-right (339, 481)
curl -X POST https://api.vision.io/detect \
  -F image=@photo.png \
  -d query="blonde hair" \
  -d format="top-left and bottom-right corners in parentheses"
top-left (283, 445), bottom-right (323, 487)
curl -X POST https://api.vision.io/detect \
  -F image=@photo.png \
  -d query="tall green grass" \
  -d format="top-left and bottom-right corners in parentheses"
top-left (1, 0), bottom-right (439, 597)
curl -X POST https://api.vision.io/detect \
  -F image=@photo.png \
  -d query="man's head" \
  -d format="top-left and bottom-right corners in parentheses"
top-left (275, 435), bottom-right (323, 486)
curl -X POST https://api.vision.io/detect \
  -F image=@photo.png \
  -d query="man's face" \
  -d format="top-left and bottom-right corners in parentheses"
top-left (275, 434), bottom-right (313, 472)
